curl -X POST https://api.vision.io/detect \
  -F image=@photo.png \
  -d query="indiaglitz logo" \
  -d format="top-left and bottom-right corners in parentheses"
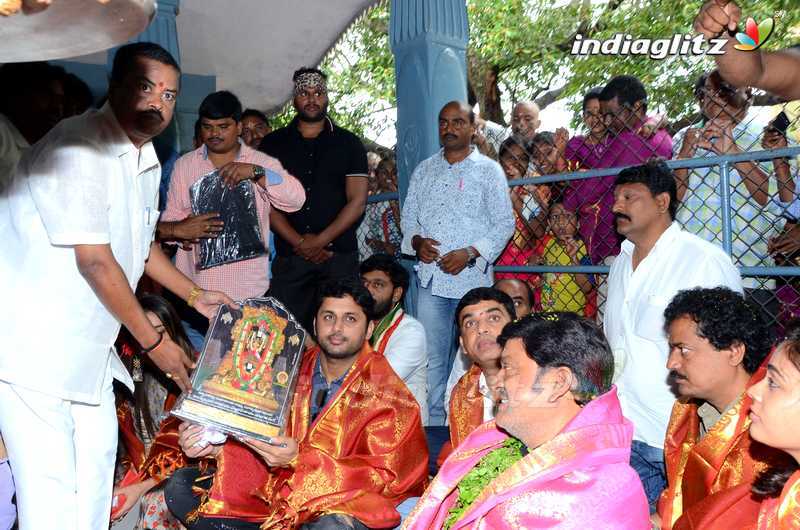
top-left (570, 10), bottom-right (779, 59)
top-left (733, 17), bottom-right (775, 51)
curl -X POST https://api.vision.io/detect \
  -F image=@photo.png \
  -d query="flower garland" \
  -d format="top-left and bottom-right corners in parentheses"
top-left (443, 437), bottom-right (525, 529)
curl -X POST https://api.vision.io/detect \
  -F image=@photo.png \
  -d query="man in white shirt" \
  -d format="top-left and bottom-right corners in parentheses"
top-left (603, 159), bottom-right (742, 513)
top-left (0, 43), bottom-right (232, 530)
top-left (401, 101), bottom-right (514, 426)
top-left (360, 253), bottom-right (428, 424)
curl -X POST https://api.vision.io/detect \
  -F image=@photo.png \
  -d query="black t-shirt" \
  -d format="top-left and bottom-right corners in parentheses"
top-left (259, 116), bottom-right (368, 255)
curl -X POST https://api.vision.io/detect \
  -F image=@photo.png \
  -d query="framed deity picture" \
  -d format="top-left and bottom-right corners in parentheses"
top-left (171, 297), bottom-right (306, 441)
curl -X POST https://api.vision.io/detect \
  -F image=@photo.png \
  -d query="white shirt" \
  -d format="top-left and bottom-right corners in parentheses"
top-left (444, 350), bottom-right (495, 424)
top-left (0, 114), bottom-right (28, 193)
top-left (604, 222), bottom-right (742, 448)
top-left (400, 148), bottom-right (515, 299)
top-left (478, 372), bottom-right (495, 422)
top-left (0, 103), bottom-right (160, 404)
top-left (382, 313), bottom-right (429, 425)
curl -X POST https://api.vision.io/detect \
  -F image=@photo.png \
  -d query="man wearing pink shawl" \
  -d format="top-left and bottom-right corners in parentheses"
top-left (403, 312), bottom-right (650, 529)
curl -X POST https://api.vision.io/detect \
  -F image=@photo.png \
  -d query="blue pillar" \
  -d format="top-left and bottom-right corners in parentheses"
top-left (390, 0), bottom-right (468, 320)
top-left (390, 0), bottom-right (469, 205)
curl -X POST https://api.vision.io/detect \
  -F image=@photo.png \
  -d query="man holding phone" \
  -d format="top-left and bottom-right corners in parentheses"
top-left (673, 69), bottom-right (789, 324)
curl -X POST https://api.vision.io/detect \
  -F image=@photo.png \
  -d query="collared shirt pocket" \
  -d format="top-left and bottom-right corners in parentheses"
top-left (633, 293), bottom-right (670, 343)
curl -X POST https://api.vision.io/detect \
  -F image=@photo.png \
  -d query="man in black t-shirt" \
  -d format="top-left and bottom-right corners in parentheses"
top-left (259, 67), bottom-right (369, 331)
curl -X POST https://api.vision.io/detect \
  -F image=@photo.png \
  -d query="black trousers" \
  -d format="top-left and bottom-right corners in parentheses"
top-left (164, 467), bottom-right (260, 530)
top-left (267, 251), bottom-right (360, 332)
top-left (165, 467), bottom-right (370, 530)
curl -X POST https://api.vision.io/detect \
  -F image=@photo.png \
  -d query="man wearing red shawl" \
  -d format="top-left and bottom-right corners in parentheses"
top-left (405, 312), bottom-right (649, 529)
top-left (657, 288), bottom-right (790, 530)
top-left (439, 288), bottom-right (516, 467)
top-left (166, 279), bottom-right (428, 529)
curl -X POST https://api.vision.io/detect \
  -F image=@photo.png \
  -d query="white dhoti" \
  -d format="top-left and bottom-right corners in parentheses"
top-left (0, 363), bottom-right (117, 530)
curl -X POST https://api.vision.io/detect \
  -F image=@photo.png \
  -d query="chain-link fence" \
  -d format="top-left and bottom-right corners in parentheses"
top-left (357, 82), bottom-right (800, 336)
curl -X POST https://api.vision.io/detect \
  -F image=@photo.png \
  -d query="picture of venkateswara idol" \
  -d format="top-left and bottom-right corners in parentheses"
top-left (171, 297), bottom-right (306, 441)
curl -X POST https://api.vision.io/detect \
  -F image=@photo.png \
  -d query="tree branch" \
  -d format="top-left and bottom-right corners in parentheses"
top-left (535, 85), bottom-right (568, 110)
top-left (555, 0), bottom-right (626, 52)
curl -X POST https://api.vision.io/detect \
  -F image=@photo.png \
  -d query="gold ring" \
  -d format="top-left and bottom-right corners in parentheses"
top-left (165, 372), bottom-right (173, 379)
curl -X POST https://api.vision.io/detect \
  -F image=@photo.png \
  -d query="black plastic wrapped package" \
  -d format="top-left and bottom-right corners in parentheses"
top-left (189, 170), bottom-right (267, 270)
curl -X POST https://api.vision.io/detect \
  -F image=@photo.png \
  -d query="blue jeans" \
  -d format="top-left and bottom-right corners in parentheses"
top-left (395, 497), bottom-right (420, 528)
top-left (416, 280), bottom-right (460, 426)
top-left (182, 319), bottom-right (207, 352)
top-left (630, 440), bottom-right (666, 514)
top-left (401, 257), bottom-right (419, 318)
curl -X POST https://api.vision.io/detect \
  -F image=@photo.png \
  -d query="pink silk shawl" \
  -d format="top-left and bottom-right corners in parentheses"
top-left (403, 387), bottom-right (650, 529)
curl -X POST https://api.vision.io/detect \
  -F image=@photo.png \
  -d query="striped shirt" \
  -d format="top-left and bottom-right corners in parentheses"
top-left (162, 142), bottom-right (305, 301)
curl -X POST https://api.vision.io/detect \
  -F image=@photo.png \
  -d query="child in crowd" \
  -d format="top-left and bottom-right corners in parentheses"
top-left (531, 201), bottom-right (596, 317)
top-left (111, 294), bottom-right (196, 529)
top-left (367, 155), bottom-right (403, 257)
top-left (495, 137), bottom-right (546, 287)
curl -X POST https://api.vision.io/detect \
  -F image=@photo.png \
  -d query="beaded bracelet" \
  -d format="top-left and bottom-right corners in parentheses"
top-left (141, 331), bottom-right (164, 355)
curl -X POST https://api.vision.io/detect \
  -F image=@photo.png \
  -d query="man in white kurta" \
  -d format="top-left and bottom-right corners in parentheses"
top-left (0, 43), bottom-right (231, 530)
top-left (603, 160), bottom-right (742, 513)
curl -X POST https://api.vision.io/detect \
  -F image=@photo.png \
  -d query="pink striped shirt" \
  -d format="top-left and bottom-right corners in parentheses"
top-left (162, 143), bottom-right (305, 301)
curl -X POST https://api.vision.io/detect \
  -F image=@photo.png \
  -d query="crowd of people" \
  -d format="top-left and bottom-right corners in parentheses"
top-left (3, 1), bottom-right (800, 528)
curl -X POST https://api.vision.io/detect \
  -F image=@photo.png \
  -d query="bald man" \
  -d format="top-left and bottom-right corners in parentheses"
top-left (401, 100), bottom-right (515, 426)
top-left (494, 278), bottom-right (534, 319)
top-left (510, 101), bottom-right (541, 148)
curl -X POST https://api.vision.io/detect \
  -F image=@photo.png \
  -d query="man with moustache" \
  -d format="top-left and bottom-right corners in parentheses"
top-left (404, 313), bottom-right (650, 529)
top-left (160, 90), bottom-right (304, 347)
top-left (167, 279), bottom-right (428, 530)
top-left (0, 43), bottom-right (233, 530)
top-left (360, 253), bottom-right (428, 422)
top-left (259, 68), bottom-right (369, 332)
top-left (603, 160), bottom-right (742, 513)
top-left (401, 100), bottom-right (514, 427)
top-left (657, 287), bottom-right (789, 529)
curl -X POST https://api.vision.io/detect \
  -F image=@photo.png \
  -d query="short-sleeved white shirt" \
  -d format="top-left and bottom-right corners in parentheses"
top-left (603, 222), bottom-right (743, 448)
top-left (0, 103), bottom-right (160, 404)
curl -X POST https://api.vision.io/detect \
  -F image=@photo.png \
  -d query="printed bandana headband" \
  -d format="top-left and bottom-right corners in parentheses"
top-left (294, 72), bottom-right (327, 96)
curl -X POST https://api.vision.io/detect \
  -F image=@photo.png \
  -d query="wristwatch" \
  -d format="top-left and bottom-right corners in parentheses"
top-left (465, 246), bottom-right (478, 267)
top-left (252, 165), bottom-right (266, 179)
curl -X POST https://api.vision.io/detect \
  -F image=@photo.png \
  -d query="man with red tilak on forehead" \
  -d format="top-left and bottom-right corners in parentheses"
top-left (0, 43), bottom-right (233, 530)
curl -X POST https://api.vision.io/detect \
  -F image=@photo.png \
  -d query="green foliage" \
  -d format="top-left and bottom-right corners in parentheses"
top-left (443, 437), bottom-right (525, 530)
top-left (269, 1), bottom-right (395, 140)
top-left (269, 0), bottom-right (800, 141)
